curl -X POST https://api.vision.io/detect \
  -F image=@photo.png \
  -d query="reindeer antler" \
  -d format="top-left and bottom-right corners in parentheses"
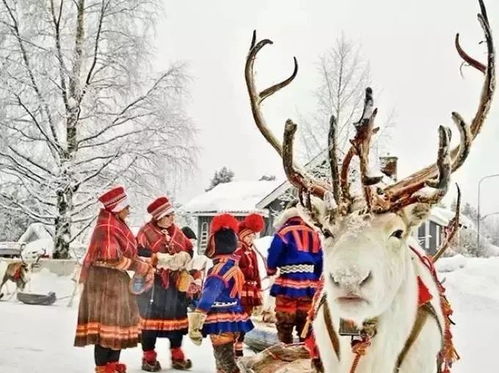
top-left (246, 0), bottom-right (494, 218)
top-left (245, 31), bottom-right (330, 202)
top-left (381, 0), bottom-right (495, 210)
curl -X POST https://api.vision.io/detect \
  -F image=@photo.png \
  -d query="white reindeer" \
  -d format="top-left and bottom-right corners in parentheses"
top-left (243, 1), bottom-right (494, 372)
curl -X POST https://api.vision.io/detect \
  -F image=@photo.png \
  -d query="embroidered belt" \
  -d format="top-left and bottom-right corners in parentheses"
top-left (212, 301), bottom-right (237, 308)
top-left (279, 264), bottom-right (314, 274)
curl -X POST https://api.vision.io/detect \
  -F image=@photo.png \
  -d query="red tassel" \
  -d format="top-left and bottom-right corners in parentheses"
top-left (239, 213), bottom-right (265, 233)
top-left (211, 213), bottom-right (239, 234)
top-left (417, 276), bottom-right (433, 305)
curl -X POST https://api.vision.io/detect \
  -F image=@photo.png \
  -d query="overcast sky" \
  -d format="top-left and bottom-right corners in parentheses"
top-left (154, 0), bottom-right (499, 218)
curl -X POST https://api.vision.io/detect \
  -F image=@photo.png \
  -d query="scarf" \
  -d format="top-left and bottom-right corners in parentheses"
top-left (137, 222), bottom-right (193, 288)
top-left (80, 209), bottom-right (137, 283)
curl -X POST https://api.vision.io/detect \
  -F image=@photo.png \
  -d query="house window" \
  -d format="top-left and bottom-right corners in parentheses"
top-left (199, 222), bottom-right (209, 253)
top-left (424, 221), bottom-right (430, 250)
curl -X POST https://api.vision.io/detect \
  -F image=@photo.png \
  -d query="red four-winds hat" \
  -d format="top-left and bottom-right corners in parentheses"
top-left (238, 213), bottom-right (265, 240)
top-left (147, 196), bottom-right (174, 220)
top-left (99, 186), bottom-right (129, 212)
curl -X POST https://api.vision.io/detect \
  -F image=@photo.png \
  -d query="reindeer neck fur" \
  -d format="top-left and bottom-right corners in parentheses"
top-left (315, 242), bottom-right (443, 373)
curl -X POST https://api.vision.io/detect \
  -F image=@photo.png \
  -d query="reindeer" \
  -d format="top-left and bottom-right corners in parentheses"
top-left (244, 1), bottom-right (494, 372)
top-left (0, 250), bottom-right (45, 300)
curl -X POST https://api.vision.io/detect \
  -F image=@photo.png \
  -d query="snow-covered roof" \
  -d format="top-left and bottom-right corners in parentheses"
top-left (256, 150), bottom-right (396, 209)
top-left (181, 180), bottom-right (281, 216)
top-left (429, 206), bottom-right (473, 228)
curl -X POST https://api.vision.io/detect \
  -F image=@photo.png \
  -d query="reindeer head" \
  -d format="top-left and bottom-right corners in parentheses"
top-left (246, 0), bottom-right (494, 324)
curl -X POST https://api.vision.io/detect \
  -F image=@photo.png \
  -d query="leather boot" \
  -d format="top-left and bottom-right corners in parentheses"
top-left (141, 350), bottom-right (161, 372)
top-left (171, 347), bottom-right (192, 370)
top-left (213, 342), bottom-right (239, 373)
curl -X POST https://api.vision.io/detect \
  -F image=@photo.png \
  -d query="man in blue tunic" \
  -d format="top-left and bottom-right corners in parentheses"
top-left (267, 203), bottom-right (323, 344)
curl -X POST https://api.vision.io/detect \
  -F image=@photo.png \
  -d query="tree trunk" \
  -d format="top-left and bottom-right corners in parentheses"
top-left (53, 186), bottom-right (73, 259)
top-left (52, 0), bottom-right (84, 259)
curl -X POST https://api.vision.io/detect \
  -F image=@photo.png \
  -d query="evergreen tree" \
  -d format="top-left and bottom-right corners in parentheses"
top-left (206, 167), bottom-right (235, 191)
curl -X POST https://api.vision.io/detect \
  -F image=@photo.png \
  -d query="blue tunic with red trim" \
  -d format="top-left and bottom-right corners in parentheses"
top-left (196, 255), bottom-right (254, 336)
top-left (267, 217), bottom-right (323, 298)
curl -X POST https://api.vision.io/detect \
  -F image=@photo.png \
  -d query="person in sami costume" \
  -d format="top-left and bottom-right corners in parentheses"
top-left (136, 196), bottom-right (193, 371)
top-left (233, 213), bottom-right (265, 357)
top-left (188, 214), bottom-right (254, 373)
top-left (75, 186), bottom-right (154, 373)
top-left (267, 202), bottom-right (323, 344)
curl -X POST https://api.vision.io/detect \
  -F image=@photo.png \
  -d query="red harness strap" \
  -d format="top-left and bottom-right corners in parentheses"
top-left (12, 266), bottom-right (23, 280)
top-left (410, 247), bottom-right (459, 373)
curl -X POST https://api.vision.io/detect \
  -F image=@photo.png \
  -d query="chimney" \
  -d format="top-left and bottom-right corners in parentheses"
top-left (379, 155), bottom-right (398, 181)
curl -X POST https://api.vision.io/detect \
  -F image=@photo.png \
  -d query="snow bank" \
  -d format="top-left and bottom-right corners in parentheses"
top-left (435, 255), bottom-right (467, 273)
top-left (25, 268), bottom-right (75, 300)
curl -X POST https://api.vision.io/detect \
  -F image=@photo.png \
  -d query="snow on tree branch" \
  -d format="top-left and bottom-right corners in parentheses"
top-left (0, 0), bottom-right (197, 257)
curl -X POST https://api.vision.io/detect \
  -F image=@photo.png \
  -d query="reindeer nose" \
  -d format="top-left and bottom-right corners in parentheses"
top-left (330, 270), bottom-right (372, 290)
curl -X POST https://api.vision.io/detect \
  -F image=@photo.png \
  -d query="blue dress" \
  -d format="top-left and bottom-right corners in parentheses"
top-left (196, 255), bottom-right (254, 336)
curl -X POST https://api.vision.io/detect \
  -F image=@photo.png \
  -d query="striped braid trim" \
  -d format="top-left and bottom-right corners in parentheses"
top-left (75, 322), bottom-right (140, 339)
top-left (205, 312), bottom-right (250, 324)
top-left (279, 264), bottom-right (315, 274)
top-left (274, 277), bottom-right (319, 289)
top-left (211, 261), bottom-right (245, 298)
top-left (139, 318), bottom-right (188, 331)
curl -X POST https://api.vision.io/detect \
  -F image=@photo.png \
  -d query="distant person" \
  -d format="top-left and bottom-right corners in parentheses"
top-left (136, 197), bottom-right (193, 371)
top-left (188, 214), bottom-right (254, 373)
top-left (74, 186), bottom-right (153, 373)
top-left (266, 201), bottom-right (323, 344)
top-left (234, 213), bottom-right (265, 357)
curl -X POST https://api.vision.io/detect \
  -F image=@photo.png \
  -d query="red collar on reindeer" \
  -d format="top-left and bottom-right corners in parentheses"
top-left (12, 266), bottom-right (24, 280)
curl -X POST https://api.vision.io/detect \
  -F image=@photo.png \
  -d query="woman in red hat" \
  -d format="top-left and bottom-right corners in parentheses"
top-left (234, 213), bottom-right (265, 357)
top-left (75, 186), bottom-right (154, 373)
top-left (136, 197), bottom-right (194, 371)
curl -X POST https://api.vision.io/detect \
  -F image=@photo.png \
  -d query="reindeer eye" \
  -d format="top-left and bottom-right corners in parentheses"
top-left (390, 229), bottom-right (404, 239)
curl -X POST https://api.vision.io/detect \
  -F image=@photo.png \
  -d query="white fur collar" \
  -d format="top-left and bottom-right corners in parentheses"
top-left (273, 206), bottom-right (319, 231)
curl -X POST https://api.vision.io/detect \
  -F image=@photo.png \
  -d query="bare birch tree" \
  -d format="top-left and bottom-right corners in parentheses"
top-left (0, 0), bottom-right (197, 258)
top-left (299, 34), bottom-right (371, 161)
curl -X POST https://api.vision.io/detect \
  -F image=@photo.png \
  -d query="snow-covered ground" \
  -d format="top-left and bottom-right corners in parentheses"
top-left (1, 257), bottom-right (498, 372)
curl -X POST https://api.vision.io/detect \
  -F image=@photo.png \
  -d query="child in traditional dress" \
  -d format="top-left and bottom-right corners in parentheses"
top-left (233, 213), bottom-right (265, 356)
top-left (188, 214), bottom-right (254, 373)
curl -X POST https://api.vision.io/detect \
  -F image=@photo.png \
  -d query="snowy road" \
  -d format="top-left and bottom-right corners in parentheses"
top-left (1, 258), bottom-right (498, 372)
top-left (0, 300), bottom-right (216, 373)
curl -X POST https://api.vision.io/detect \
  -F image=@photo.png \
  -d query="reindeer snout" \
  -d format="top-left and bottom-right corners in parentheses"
top-left (330, 269), bottom-right (372, 290)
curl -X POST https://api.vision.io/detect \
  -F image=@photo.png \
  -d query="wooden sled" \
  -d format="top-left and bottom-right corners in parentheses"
top-left (245, 319), bottom-right (300, 352)
top-left (238, 343), bottom-right (315, 373)
top-left (17, 291), bottom-right (56, 305)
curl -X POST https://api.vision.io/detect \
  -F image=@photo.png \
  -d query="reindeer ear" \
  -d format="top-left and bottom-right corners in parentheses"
top-left (402, 203), bottom-right (432, 230)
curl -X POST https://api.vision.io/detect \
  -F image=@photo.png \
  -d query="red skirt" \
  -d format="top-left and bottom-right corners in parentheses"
top-left (240, 282), bottom-right (262, 312)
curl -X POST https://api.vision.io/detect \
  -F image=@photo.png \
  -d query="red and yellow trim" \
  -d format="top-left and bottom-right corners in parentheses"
top-left (274, 277), bottom-right (319, 289)
top-left (139, 318), bottom-right (188, 331)
top-left (76, 322), bottom-right (140, 340)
